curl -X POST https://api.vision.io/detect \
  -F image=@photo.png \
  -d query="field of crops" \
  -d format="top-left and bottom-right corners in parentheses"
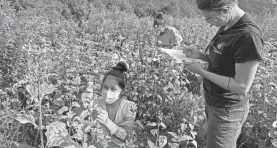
top-left (1, 0), bottom-right (277, 148)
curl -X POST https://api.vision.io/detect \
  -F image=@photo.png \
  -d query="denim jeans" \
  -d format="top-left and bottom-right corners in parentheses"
top-left (204, 101), bottom-right (249, 148)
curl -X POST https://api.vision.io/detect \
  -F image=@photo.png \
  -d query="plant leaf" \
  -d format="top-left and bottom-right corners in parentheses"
top-left (190, 131), bottom-right (197, 139)
top-left (58, 106), bottom-right (68, 115)
top-left (72, 102), bottom-right (80, 108)
top-left (60, 140), bottom-right (82, 148)
top-left (158, 135), bottom-right (167, 148)
top-left (26, 83), bottom-right (55, 101)
top-left (269, 128), bottom-right (277, 138)
top-left (147, 122), bottom-right (157, 127)
top-left (188, 140), bottom-right (198, 148)
top-left (258, 139), bottom-right (266, 148)
top-left (150, 129), bottom-right (158, 136)
top-left (270, 82), bottom-right (277, 89)
top-left (272, 138), bottom-right (277, 147)
top-left (188, 123), bottom-right (194, 130)
top-left (26, 84), bottom-right (38, 103)
top-left (14, 142), bottom-right (36, 148)
top-left (135, 120), bottom-right (144, 128)
top-left (258, 110), bottom-right (264, 115)
top-left (171, 137), bottom-right (179, 143)
top-left (160, 122), bottom-right (166, 129)
top-left (54, 98), bottom-right (65, 106)
top-left (265, 97), bottom-right (277, 106)
top-left (168, 142), bottom-right (179, 148)
top-left (13, 113), bottom-right (38, 128)
top-left (178, 135), bottom-right (193, 142)
top-left (273, 121), bottom-right (277, 128)
top-left (63, 146), bottom-right (75, 148)
top-left (45, 121), bottom-right (69, 147)
top-left (147, 138), bottom-right (156, 148)
top-left (40, 83), bottom-right (55, 96)
top-left (167, 132), bottom-right (178, 139)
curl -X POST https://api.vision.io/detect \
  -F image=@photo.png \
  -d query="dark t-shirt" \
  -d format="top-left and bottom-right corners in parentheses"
top-left (203, 13), bottom-right (263, 108)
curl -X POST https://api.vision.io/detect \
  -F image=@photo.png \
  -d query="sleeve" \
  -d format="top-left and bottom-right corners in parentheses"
top-left (233, 32), bottom-right (263, 63)
top-left (171, 27), bottom-right (183, 46)
top-left (112, 102), bottom-right (137, 142)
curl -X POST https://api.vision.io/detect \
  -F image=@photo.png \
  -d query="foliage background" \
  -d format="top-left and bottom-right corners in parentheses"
top-left (0, 0), bottom-right (277, 148)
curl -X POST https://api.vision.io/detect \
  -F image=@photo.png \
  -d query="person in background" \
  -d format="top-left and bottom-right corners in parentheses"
top-left (73, 61), bottom-right (137, 148)
top-left (81, 90), bottom-right (94, 109)
top-left (183, 0), bottom-right (263, 148)
top-left (154, 12), bottom-right (183, 49)
top-left (71, 90), bottom-right (94, 119)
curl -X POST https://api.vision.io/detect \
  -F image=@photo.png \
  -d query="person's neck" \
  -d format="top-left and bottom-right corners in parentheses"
top-left (225, 6), bottom-right (245, 30)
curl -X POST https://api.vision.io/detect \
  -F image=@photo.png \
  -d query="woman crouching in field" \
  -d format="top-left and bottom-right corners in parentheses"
top-left (73, 61), bottom-right (137, 147)
top-left (183, 0), bottom-right (263, 147)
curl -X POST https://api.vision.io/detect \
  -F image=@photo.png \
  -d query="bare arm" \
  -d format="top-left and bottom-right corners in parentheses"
top-left (200, 60), bottom-right (259, 95)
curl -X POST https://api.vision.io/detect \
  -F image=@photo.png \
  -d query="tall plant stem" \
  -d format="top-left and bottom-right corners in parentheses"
top-left (37, 69), bottom-right (44, 148)
top-left (39, 99), bottom-right (44, 148)
top-left (39, 102), bottom-right (44, 148)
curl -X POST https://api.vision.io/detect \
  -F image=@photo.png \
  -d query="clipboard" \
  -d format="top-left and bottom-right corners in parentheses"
top-left (157, 47), bottom-right (207, 64)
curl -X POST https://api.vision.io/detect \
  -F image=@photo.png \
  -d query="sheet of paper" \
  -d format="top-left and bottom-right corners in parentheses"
top-left (158, 47), bottom-right (206, 64)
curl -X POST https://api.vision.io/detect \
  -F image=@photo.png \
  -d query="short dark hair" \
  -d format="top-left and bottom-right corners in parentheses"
top-left (196, 0), bottom-right (237, 11)
top-left (153, 12), bottom-right (166, 28)
top-left (102, 61), bottom-right (128, 90)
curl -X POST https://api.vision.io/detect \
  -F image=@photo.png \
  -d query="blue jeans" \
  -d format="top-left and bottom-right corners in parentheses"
top-left (205, 101), bottom-right (249, 148)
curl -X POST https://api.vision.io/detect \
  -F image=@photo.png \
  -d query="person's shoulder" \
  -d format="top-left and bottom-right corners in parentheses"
top-left (122, 99), bottom-right (136, 107)
top-left (239, 31), bottom-right (263, 44)
top-left (122, 99), bottom-right (137, 111)
top-left (122, 99), bottom-right (137, 118)
top-left (243, 24), bottom-right (262, 37)
top-left (238, 13), bottom-right (262, 35)
top-left (167, 26), bottom-right (182, 38)
top-left (167, 26), bottom-right (179, 32)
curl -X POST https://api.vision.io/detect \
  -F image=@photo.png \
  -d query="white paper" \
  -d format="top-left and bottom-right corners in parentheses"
top-left (158, 47), bottom-right (206, 64)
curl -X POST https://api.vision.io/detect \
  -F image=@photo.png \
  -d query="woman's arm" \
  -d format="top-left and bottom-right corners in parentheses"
top-left (102, 102), bottom-right (137, 142)
top-left (112, 117), bottom-right (135, 142)
top-left (200, 60), bottom-right (259, 95)
top-left (102, 118), bottom-right (135, 142)
top-left (112, 102), bottom-right (136, 142)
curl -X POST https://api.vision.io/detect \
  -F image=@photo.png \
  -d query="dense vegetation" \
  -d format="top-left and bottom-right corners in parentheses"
top-left (0, 0), bottom-right (277, 148)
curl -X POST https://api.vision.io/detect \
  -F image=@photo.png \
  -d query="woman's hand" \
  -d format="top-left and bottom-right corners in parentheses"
top-left (97, 109), bottom-right (109, 125)
top-left (183, 46), bottom-right (202, 59)
top-left (97, 109), bottom-right (119, 135)
top-left (185, 59), bottom-right (205, 75)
